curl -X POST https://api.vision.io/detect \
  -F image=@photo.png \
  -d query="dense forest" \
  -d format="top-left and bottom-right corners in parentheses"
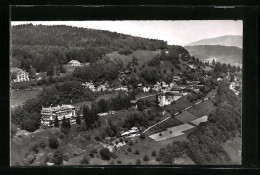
top-left (11, 24), bottom-right (168, 72)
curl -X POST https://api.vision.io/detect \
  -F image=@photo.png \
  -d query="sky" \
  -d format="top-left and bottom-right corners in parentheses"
top-left (11, 20), bottom-right (243, 45)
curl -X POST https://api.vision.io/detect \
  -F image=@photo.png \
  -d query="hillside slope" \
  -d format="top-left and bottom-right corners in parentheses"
top-left (11, 24), bottom-right (167, 72)
top-left (186, 35), bottom-right (242, 48)
top-left (184, 45), bottom-right (242, 65)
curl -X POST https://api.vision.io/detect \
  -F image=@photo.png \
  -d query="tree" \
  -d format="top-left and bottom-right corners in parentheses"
top-left (81, 154), bottom-right (89, 164)
top-left (140, 133), bottom-right (146, 139)
top-left (155, 94), bottom-right (159, 107)
top-left (237, 66), bottom-right (241, 72)
top-left (100, 148), bottom-right (111, 160)
top-left (136, 159), bottom-right (141, 165)
top-left (47, 64), bottom-right (54, 76)
top-left (48, 136), bottom-right (59, 149)
top-left (151, 150), bottom-right (157, 157)
top-left (54, 116), bottom-right (59, 127)
top-left (53, 149), bottom-right (64, 165)
top-left (76, 115), bottom-right (81, 124)
top-left (143, 155), bottom-right (150, 161)
top-left (137, 99), bottom-right (145, 111)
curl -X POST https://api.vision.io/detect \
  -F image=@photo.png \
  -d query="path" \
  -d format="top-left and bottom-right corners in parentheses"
top-left (142, 95), bottom-right (215, 133)
top-left (136, 93), bottom-right (156, 100)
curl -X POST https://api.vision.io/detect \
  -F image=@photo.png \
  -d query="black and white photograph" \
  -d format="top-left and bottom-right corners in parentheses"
top-left (10, 20), bottom-right (243, 166)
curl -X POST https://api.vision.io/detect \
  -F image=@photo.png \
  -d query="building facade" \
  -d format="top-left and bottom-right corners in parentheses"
top-left (67, 60), bottom-right (81, 66)
top-left (158, 93), bottom-right (175, 107)
top-left (41, 104), bottom-right (76, 127)
top-left (11, 68), bottom-right (29, 82)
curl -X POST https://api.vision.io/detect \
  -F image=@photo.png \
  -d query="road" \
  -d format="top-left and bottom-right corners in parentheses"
top-left (136, 93), bottom-right (156, 100)
top-left (142, 95), bottom-right (215, 133)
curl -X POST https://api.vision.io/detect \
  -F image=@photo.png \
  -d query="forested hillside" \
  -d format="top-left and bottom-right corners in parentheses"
top-left (11, 24), bottom-right (167, 72)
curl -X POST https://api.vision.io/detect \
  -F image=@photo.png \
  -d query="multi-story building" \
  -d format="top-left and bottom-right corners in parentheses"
top-left (11, 68), bottom-right (29, 82)
top-left (41, 104), bottom-right (76, 127)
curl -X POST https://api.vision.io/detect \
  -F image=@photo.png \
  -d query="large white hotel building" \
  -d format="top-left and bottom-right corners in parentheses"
top-left (41, 104), bottom-right (76, 127)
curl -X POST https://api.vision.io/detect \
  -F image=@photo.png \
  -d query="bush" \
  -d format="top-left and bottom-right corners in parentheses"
top-left (127, 147), bottom-right (132, 152)
top-left (159, 133), bottom-right (162, 136)
top-left (48, 136), bottom-right (59, 149)
top-left (117, 160), bottom-right (122, 164)
top-left (63, 153), bottom-right (69, 162)
top-left (39, 140), bottom-right (46, 148)
top-left (44, 153), bottom-right (54, 163)
top-left (99, 148), bottom-right (111, 160)
top-left (156, 157), bottom-right (161, 161)
top-left (24, 153), bottom-right (36, 164)
top-left (53, 149), bottom-right (64, 165)
top-left (136, 159), bottom-right (141, 165)
top-left (129, 141), bottom-right (134, 146)
top-left (140, 133), bottom-right (146, 139)
top-left (143, 155), bottom-right (150, 161)
top-left (135, 150), bottom-right (140, 155)
top-left (89, 151), bottom-right (95, 158)
top-left (151, 150), bottom-right (157, 157)
top-left (30, 143), bottom-right (39, 153)
top-left (81, 155), bottom-right (89, 164)
top-left (95, 135), bottom-right (101, 141)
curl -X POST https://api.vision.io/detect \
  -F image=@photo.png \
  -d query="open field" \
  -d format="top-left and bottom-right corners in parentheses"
top-left (187, 100), bottom-right (215, 118)
top-left (11, 89), bottom-right (40, 107)
top-left (190, 115), bottom-right (208, 125)
top-left (175, 111), bottom-right (198, 123)
top-left (72, 91), bottom-right (119, 109)
top-left (145, 117), bottom-right (183, 135)
top-left (149, 124), bottom-right (195, 141)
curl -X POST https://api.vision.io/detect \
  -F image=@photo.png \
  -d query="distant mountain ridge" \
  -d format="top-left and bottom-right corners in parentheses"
top-left (184, 45), bottom-right (242, 66)
top-left (186, 35), bottom-right (242, 48)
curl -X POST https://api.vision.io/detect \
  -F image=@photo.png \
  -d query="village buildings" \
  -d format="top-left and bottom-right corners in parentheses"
top-left (41, 104), bottom-right (76, 127)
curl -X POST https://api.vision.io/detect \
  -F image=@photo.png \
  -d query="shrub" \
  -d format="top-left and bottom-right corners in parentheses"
top-left (52, 149), bottom-right (64, 165)
top-left (143, 155), bottom-right (150, 161)
top-left (63, 153), bottom-right (69, 161)
top-left (89, 151), bottom-right (95, 158)
top-left (44, 153), bottom-right (54, 163)
top-left (156, 157), bottom-right (161, 161)
top-left (151, 150), bottom-right (157, 157)
top-left (100, 148), bottom-right (111, 160)
top-left (30, 143), bottom-right (39, 153)
top-left (140, 133), bottom-right (146, 139)
top-left (127, 147), bottom-right (132, 152)
top-left (24, 153), bottom-right (36, 164)
top-left (95, 135), bottom-right (101, 141)
top-left (48, 136), bottom-right (59, 149)
top-left (39, 140), bottom-right (46, 148)
top-left (159, 133), bottom-right (162, 136)
top-left (118, 47), bottom-right (133, 55)
top-left (136, 159), bottom-right (141, 165)
top-left (117, 160), bottom-right (122, 164)
top-left (81, 155), bottom-right (89, 164)
top-left (129, 141), bottom-right (134, 146)
top-left (135, 150), bottom-right (140, 155)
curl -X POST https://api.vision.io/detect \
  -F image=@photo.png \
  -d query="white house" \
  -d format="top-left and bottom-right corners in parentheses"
top-left (143, 86), bottom-right (150, 92)
top-left (67, 60), bottom-right (81, 66)
top-left (217, 78), bottom-right (223, 82)
top-left (83, 82), bottom-right (95, 91)
top-left (173, 76), bottom-right (181, 81)
top-left (41, 104), bottom-right (76, 127)
top-left (11, 68), bottom-right (29, 82)
top-left (203, 58), bottom-right (217, 65)
top-left (158, 93), bottom-right (175, 107)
